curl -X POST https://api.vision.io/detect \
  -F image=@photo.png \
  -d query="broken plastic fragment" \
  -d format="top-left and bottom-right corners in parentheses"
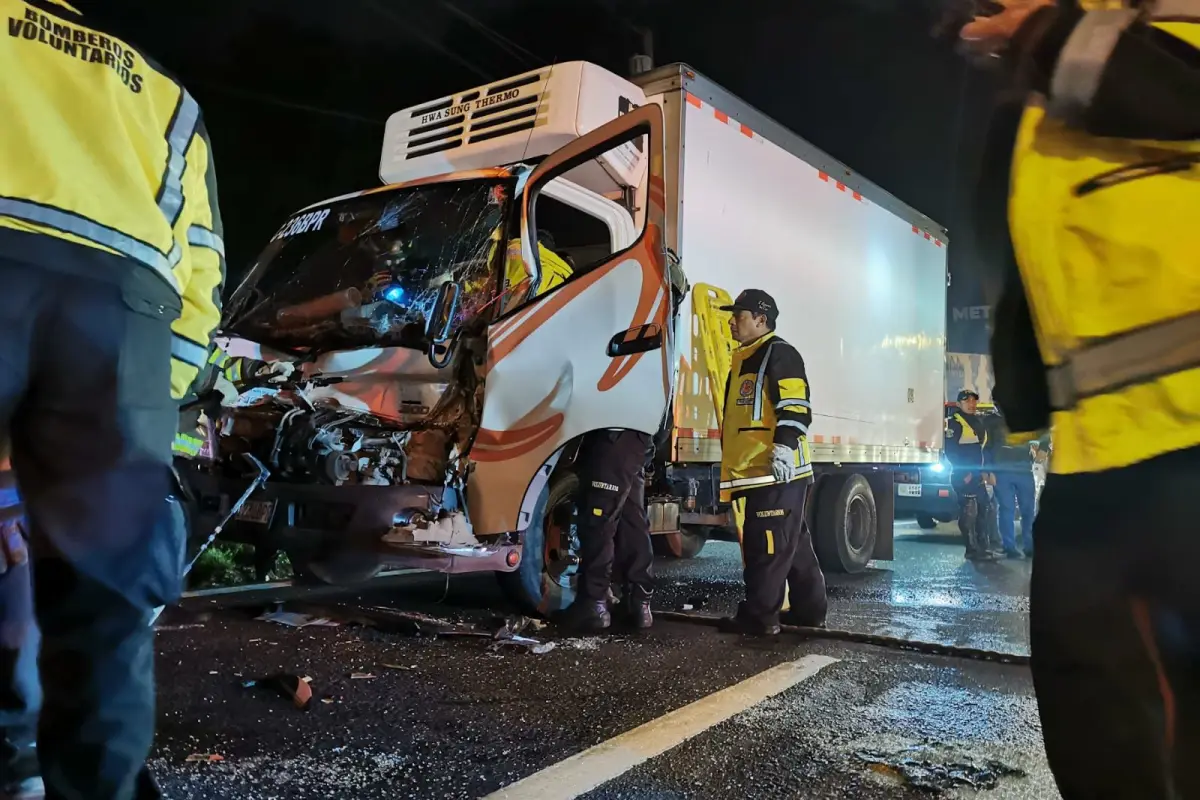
top-left (185, 753), bottom-right (224, 763)
top-left (245, 673), bottom-right (314, 711)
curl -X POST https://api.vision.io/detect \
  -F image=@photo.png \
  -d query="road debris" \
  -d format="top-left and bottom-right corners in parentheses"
top-left (381, 663), bottom-right (416, 671)
top-left (856, 743), bottom-right (1027, 792)
top-left (350, 672), bottom-right (376, 680)
top-left (184, 753), bottom-right (224, 763)
top-left (243, 673), bottom-right (314, 710)
top-left (256, 609), bottom-right (340, 628)
top-left (561, 637), bottom-right (605, 651)
top-left (156, 623), bottom-right (206, 632)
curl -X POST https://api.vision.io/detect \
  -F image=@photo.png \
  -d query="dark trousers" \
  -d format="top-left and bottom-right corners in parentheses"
top-left (733, 480), bottom-right (826, 626)
top-left (952, 471), bottom-right (997, 555)
top-left (1031, 446), bottom-right (1200, 800)
top-left (0, 257), bottom-right (183, 800)
top-left (575, 430), bottom-right (654, 603)
top-left (995, 469), bottom-right (1036, 553)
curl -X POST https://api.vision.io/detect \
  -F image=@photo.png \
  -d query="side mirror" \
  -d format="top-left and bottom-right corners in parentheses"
top-left (427, 280), bottom-right (461, 369)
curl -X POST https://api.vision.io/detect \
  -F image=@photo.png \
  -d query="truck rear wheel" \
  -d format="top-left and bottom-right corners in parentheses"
top-left (814, 474), bottom-right (877, 574)
top-left (653, 526), bottom-right (709, 559)
top-left (497, 469), bottom-right (579, 617)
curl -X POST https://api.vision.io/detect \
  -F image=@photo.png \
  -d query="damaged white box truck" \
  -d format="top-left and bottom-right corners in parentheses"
top-left (186, 61), bottom-right (949, 613)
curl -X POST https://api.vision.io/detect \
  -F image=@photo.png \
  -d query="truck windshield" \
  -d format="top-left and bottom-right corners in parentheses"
top-left (225, 178), bottom-right (512, 353)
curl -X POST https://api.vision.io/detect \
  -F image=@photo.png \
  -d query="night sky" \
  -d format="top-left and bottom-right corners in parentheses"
top-left (76, 0), bottom-right (1001, 352)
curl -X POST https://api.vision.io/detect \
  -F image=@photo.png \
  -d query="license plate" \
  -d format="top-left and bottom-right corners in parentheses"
top-left (897, 483), bottom-right (922, 498)
top-left (235, 499), bottom-right (275, 524)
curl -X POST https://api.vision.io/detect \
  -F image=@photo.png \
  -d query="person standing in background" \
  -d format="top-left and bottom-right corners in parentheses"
top-left (989, 406), bottom-right (1044, 559)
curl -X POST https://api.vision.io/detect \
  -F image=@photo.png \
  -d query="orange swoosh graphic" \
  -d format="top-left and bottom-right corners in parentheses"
top-left (597, 223), bottom-right (667, 392)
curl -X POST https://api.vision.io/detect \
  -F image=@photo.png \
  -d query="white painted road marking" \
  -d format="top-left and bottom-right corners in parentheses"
top-left (483, 653), bottom-right (840, 800)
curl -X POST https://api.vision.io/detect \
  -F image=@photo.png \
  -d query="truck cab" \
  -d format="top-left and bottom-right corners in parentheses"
top-left (188, 59), bottom-right (948, 614)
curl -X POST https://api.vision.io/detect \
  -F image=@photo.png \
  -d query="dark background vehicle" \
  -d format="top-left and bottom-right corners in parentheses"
top-left (893, 455), bottom-right (957, 529)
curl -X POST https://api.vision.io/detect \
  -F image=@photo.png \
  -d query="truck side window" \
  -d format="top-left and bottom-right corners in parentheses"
top-left (533, 196), bottom-right (613, 275)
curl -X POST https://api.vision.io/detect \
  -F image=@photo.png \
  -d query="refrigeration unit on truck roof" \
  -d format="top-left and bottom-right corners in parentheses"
top-left (380, 61), bottom-right (648, 197)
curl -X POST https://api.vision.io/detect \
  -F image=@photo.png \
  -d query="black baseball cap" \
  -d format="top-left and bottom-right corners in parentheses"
top-left (720, 289), bottom-right (779, 323)
top-left (957, 389), bottom-right (980, 402)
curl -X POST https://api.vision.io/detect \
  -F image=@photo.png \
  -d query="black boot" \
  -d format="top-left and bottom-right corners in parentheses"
top-left (717, 613), bottom-right (781, 637)
top-left (554, 598), bottom-right (611, 632)
top-left (623, 596), bottom-right (653, 630)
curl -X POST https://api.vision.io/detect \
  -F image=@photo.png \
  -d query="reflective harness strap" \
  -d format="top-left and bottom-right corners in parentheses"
top-left (1046, 309), bottom-right (1200, 409)
top-left (751, 341), bottom-right (777, 424)
top-left (1049, 3), bottom-right (1200, 123)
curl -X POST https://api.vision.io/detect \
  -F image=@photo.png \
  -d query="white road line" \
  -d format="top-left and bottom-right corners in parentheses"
top-left (482, 653), bottom-right (839, 800)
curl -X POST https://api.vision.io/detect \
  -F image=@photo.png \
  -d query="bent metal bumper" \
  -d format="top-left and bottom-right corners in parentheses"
top-left (186, 473), bottom-right (521, 575)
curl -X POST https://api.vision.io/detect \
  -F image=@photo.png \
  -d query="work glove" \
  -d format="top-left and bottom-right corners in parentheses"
top-left (771, 444), bottom-right (797, 484)
top-left (0, 516), bottom-right (27, 576)
top-left (214, 373), bottom-right (240, 407)
top-left (257, 361), bottom-right (296, 384)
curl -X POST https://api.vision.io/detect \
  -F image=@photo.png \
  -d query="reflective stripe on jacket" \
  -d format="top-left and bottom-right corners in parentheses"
top-left (1005, 10), bottom-right (1200, 474)
top-left (945, 412), bottom-right (988, 469)
top-left (0, 0), bottom-right (226, 399)
top-left (719, 332), bottom-right (814, 500)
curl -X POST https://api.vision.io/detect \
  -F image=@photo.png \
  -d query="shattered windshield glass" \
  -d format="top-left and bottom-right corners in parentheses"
top-left (225, 178), bottom-right (512, 353)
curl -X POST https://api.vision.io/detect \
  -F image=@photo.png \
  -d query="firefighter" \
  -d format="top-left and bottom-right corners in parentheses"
top-left (555, 430), bottom-right (656, 632)
top-left (961, 1), bottom-right (1200, 796)
top-left (716, 290), bottom-right (826, 636)
top-left (0, 2), bottom-right (225, 797)
top-left (946, 390), bottom-right (999, 560)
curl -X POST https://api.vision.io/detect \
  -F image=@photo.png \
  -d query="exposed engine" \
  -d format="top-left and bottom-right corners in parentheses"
top-left (208, 370), bottom-right (473, 489)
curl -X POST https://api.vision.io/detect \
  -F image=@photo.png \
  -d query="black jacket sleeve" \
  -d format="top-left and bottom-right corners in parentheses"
top-left (765, 341), bottom-right (812, 451)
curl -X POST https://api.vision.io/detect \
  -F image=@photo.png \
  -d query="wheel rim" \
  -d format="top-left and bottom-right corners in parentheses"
top-left (845, 496), bottom-right (871, 554)
top-left (543, 495), bottom-right (579, 590)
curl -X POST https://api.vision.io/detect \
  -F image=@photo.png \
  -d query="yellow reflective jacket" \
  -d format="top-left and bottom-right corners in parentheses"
top-left (1000, 10), bottom-right (1200, 474)
top-left (719, 332), bottom-right (814, 500)
top-left (0, 0), bottom-right (225, 400)
top-left (502, 239), bottom-right (573, 299)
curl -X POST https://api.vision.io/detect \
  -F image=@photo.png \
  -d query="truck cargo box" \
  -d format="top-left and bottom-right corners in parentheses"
top-left (642, 66), bottom-right (948, 467)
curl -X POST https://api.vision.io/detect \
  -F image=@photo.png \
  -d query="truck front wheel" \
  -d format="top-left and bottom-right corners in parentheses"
top-left (813, 474), bottom-right (877, 574)
top-left (497, 469), bottom-right (579, 617)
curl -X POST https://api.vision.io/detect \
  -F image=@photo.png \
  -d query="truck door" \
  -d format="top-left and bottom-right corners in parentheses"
top-left (467, 103), bottom-right (672, 536)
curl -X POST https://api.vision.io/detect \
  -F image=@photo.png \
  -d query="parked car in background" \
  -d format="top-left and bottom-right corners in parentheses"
top-left (894, 454), bottom-right (958, 529)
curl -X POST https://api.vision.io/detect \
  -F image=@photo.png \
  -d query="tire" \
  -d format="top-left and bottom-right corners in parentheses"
top-left (814, 474), bottom-right (878, 574)
top-left (498, 469), bottom-right (579, 617)
top-left (916, 515), bottom-right (938, 530)
top-left (653, 526), bottom-right (709, 559)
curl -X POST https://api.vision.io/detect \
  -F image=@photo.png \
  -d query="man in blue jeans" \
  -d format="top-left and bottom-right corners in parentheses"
top-left (988, 408), bottom-right (1047, 559)
top-left (0, 468), bottom-right (40, 800)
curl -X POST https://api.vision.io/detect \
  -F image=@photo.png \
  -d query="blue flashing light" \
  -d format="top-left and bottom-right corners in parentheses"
top-left (930, 462), bottom-right (945, 473)
top-left (381, 284), bottom-right (406, 305)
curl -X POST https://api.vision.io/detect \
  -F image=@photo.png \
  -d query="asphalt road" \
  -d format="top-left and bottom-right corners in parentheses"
top-left (150, 522), bottom-right (1056, 799)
